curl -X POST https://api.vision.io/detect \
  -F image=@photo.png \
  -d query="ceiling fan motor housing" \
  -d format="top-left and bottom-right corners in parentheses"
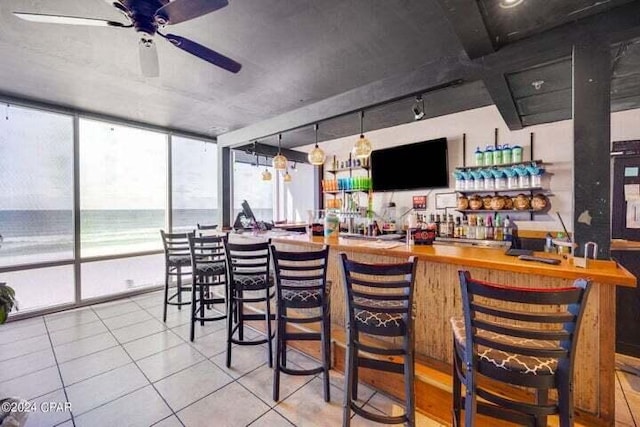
top-left (119, 0), bottom-right (169, 33)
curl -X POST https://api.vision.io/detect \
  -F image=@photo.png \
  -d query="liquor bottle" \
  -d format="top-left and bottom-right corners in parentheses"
top-left (427, 214), bottom-right (437, 241)
top-left (447, 215), bottom-right (455, 238)
top-left (504, 215), bottom-right (513, 244)
top-left (467, 215), bottom-right (476, 239)
top-left (435, 214), bottom-right (441, 238)
top-left (454, 216), bottom-right (461, 238)
top-left (494, 214), bottom-right (504, 241)
top-left (476, 216), bottom-right (486, 240)
top-left (485, 215), bottom-right (494, 240)
top-left (461, 217), bottom-right (468, 238)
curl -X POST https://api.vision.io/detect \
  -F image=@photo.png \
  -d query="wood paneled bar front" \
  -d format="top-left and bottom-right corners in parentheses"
top-left (268, 234), bottom-right (636, 426)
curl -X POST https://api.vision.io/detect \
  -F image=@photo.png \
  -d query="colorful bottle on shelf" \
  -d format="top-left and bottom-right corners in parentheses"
top-left (475, 147), bottom-right (484, 166)
top-left (493, 145), bottom-right (502, 166)
top-left (484, 146), bottom-right (494, 166)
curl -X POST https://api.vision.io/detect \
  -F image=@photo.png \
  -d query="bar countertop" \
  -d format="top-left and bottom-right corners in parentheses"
top-left (269, 234), bottom-right (637, 287)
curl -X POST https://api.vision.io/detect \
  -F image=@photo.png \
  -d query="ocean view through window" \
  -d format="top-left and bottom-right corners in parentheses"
top-left (79, 119), bottom-right (167, 258)
top-left (172, 136), bottom-right (218, 232)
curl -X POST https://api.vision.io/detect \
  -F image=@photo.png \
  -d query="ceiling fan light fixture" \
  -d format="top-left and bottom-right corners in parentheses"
top-left (273, 134), bottom-right (288, 171)
top-left (308, 124), bottom-right (326, 166)
top-left (352, 111), bottom-right (372, 159)
top-left (499, 0), bottom-right (524, 8)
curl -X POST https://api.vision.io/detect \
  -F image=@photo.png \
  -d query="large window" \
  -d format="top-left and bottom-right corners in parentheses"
top-left (172, 136), bottom-right (218, 232)
top-left (79, 119), bottom-right (167, 257)
top-left (0, 105), bottom-right (74, 266)
top-left (280, 162), bottom-right (315, 223)
top-left (233, 159), bottom-right (274, 223)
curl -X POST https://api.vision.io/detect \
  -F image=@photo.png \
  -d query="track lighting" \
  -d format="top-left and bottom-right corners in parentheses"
top-left (412, 96), bottom-right (425, 121)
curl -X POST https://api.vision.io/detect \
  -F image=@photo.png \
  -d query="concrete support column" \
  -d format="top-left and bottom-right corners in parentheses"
top-left (572, 36), bottom-right (611, 259)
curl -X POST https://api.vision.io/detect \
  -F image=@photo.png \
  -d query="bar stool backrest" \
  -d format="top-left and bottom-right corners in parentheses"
top-left (270, 245), bottom-right (329, 298)
top-left (458, 271), bottom-right (592, 386)
top-left (188, 234), bottom-right (228, 268)
top-left (160, 230), bottom-right (193, 261)
top-left (225, 240), bottom-right (271, 282)
top-left (340, 254), bottom-right (418, 338)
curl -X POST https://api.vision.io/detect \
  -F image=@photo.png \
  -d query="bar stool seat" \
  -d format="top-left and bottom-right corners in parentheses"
top-left (450, 317), bottom-right (558, 376)
top-left (168, 255), bottom-right (191, 266)
top-left (234, 274), bottom-right (274, 290)
top-left (281, 278), bottom-right (323, 307)
top-left (354, 297), bottom-right (405, 335)
top-left (195, 261), bottom-right (226, 275)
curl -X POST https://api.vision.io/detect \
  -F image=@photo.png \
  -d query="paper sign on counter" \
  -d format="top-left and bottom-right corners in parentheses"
top-left (627, 199), bottom-right (640, 229)
top-left (624, 184), bottom-right (640, 201)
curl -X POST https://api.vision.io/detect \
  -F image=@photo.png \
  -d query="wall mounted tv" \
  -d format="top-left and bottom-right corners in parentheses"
top-left (370, 138), bottom-right (448, 192)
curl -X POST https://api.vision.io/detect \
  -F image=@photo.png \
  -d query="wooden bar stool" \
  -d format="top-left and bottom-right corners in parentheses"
top-left (452, 271), bottom-right (592, 427)
top-left (339, 253), bottom-right (418, 427)
top-left (160, 230), bottom-right (192, 322)
top-left (270, 245), bottom-right (331, 402)
top-left (224, 240), bottom-right (275, 368)
top-left (188, 234), bottom-right (228, 341)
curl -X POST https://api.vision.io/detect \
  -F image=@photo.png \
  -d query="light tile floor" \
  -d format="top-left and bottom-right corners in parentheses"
top-left (0, 290), bottom-right (446, 427)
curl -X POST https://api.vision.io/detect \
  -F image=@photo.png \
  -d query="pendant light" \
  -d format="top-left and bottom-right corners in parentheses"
top-left (261, 156), bottom-right (272, 181)
top-left (307, 123), bottom-right (326, 165)
top-left (353, 110), bottom-right (372, 159)
top-left (272, 134), bottom-right (288, 171)
top-left (283, 169), bottom-right (292, 183)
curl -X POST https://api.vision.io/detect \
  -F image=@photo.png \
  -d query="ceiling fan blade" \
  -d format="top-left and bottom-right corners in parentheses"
top-left (13, 12), bottom-right (127, 27)
top-left (139, 39), bottom-right (159, 77)
top-left (161, 33), bottom-right (241, 73)
top-left (154, 0), bottom-right (228, 25)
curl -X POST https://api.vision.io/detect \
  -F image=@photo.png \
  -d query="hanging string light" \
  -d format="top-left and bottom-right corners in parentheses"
top-left (272, 134), bottom-right (288, 170)
top-left (352, 110), bottom-right (372, 159)
top-left (261, 155), bottom-right (272, 181)
top-left (307, 123), bottom-right (325, 165)
top-left (283, 169), bottom-right (292, 183)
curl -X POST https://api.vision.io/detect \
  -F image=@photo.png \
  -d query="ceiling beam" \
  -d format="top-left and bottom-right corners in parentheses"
top-left (235, 142), bottom-right (310, 165)
top-left (482, 73), bottom-right (522, 130)
top-left (219, 1), bottom-right (640, 147)
top-left (435, 0), bottom-right (522, 130)
top-left (435, 0), bottom-right (495, 59)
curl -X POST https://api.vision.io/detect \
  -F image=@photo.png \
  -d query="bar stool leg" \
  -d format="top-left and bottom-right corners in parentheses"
top-left (351, 338), bottom-right (359, 401)
top-left (226, 292), bottom-right (234, 368)
top-left (464, 373), bottom-right (477, 427)
top-left (177, 266), bottom-right (182, 310)
top-left (404, 336), bottom-right (416, 427)
top-left (321, 302), bottom-right (331, 402)
top-left (163, 266), bottom-right (170, 322)
top-left (190, 280), bottom-right (197, 342)
top-left (238, 289), bottom-right (244, 342)
top-left (558, 373), bottom-right (573, 427)
top-left (343, 330), bottom-right (354, 427)
top-left (199, 278), bottom-right (205, 326)
top-left (265, 288), bottom-right (273, 368)
top-left (452, 344), bottom-right (462, 427)
top-left (535, 389), bottom-right (548, 427)
top-left (273, 306), bottom-right (283, 401)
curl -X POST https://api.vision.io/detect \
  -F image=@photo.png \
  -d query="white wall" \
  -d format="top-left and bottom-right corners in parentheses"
top-left (299, 105), bottom-right (640, 233)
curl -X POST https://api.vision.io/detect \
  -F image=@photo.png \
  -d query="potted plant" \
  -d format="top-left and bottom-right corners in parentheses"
top-left (0, 282), bottom-right (17, 324)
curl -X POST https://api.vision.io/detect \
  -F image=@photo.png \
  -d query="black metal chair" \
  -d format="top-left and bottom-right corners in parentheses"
top-left (197, 223), bottom-right (218, 231)
top-left (188, 234), bottom-right (228, 342)
top-left (452, 271), bottom-right (592, 427)
top-left (270, 244), bottom-right (331, 402)
top-left (160, 230), bottom-right (193, 322)
top-left (224, 240), bottom-right (275, 368)
top-left (339, 253), bottom-right (418, 426)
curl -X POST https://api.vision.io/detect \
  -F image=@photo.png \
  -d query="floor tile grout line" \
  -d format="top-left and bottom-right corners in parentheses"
top-left (616, 370), bottom-right (640, 427)
top-left (271, 407), bottom-right (298, 427)
top-left (43, 316), bottom-right (77, 427)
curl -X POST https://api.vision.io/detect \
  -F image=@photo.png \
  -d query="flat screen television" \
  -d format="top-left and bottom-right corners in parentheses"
top-left (370, 138), bottom-right (449, 192)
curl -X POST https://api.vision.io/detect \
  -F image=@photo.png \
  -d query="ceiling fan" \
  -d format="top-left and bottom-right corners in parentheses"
top-left (13, 0), bottom-right (242, 77)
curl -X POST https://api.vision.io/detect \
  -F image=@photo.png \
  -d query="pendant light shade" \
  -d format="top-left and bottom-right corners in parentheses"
top-left (261, 156), bottom-right (272, 181)
top-left (283, 169), bottom-right (292, 183)
top-left (272, 134), bottom-right (288, 171)
top-left (353, 111), bottom-right (372, 159)
top-left (308, 123), bottom-right (326, 165)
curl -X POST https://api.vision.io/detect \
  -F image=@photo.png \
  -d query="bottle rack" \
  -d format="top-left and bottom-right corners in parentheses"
top-left (455, 131), bottom-right (550, 221)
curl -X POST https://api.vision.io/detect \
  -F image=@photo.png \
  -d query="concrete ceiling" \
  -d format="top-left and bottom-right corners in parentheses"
top-left (0, 0), bottom-right (463, 138)
top-left (2, 0), bottom-right (640, 149)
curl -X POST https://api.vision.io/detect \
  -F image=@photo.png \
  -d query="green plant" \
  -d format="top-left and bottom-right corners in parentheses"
top-left (0, 283), bottom-right (17, 324)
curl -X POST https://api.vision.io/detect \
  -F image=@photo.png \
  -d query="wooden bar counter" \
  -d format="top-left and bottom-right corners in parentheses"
top-left (267, 233), bottom-right (636, 426)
